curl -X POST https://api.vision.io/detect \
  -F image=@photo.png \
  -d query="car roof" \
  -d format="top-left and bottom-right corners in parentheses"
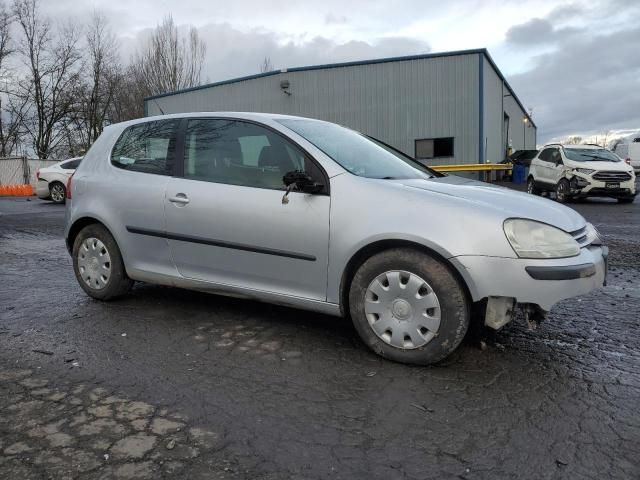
top-left (542, 143), bottom-right (605, 150)
top-left (106, 112), bottom-right (323, 131)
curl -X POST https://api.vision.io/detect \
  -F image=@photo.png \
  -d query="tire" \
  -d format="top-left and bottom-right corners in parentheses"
top-left (527, 177), bottom-right (541, 195)
top-left (72, 224), bottom-right (133, 300)
top-left (49, 181), bottom-right (66, 204)
top-left (617, 197), bottom-right (634, 204)
top-left (555, 178), bottom-right (571, 203)
top-left (348, 248), bottom-right (470, 365)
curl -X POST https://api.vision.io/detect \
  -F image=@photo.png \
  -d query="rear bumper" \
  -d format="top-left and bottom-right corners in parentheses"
top-left (451, 245), bottom-right (607, 311)
top-left (35, 180), bottom-right (50, 199)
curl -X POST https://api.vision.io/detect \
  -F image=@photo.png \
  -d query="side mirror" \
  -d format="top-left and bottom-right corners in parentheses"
top-left (283, 170), bottom-right (323, 193)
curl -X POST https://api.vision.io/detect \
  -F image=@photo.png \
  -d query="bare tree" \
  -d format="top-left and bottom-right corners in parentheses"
top-left (13, 0), bottom-right (82, 158)
top-left (260, 56), bottom-right (273, 73)
top-left (72, 11), bottom-right (120, 150)
top-left (566, 136), bottom-right (583, 145)
top-left (0, 1), bottom-right (26, 156)
top-left (133, 15), bottom-right (206, 96)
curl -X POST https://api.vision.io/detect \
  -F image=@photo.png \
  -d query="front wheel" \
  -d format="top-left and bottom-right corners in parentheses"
top-left (555, 179), bottom-right (571, 203)
top-left (348, 248), bottom-right (470, 365)
top-left (72, 224), bottom-right (133, 300)
top-left (527, 177), bottom-right (541, 195)
top-left (49, 182), bottom-right (66, 204)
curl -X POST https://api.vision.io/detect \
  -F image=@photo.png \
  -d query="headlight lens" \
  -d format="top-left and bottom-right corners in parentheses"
top-left (574, 168), bottom-right (594, 175)
top-left (584, 222), bottom-right (602, 245)
top-left (504, 219), bottom-right (580, 258)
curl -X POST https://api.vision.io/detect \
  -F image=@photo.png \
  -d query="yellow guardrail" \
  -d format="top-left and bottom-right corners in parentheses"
top-left (430, 163), bottom-right (513, 173)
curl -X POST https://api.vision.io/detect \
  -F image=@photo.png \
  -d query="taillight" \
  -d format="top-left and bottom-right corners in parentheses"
top-left (66, 173), bottom-right (74, 199)
top-left (625, 158), bottom-right (631, 165)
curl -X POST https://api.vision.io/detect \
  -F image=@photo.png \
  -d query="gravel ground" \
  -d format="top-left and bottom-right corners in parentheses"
top-left (0, 192), bottom-right (638, 479)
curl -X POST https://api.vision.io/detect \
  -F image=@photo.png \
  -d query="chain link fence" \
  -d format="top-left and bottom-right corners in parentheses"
top-left (0, 157), bottom-right (60, 187)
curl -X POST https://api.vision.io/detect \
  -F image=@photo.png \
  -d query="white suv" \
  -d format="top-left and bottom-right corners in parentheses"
top-left (527, 144), bottom-right (636, 204)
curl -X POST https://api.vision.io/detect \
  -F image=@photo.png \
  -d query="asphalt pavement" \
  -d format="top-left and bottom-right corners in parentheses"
top-left (0, 192), bottom-right (638, 479)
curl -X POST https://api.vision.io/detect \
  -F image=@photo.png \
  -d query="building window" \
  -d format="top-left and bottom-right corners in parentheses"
top-left (415, 137), bottom-right (454, 160)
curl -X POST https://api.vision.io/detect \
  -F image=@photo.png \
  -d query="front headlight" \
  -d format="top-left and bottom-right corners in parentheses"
top-left (584, 222), bottom-right (602, 245)
top-left (574, 168), bottom-right (594, 175)
top-left (504, 219), bottom-right (580, 258)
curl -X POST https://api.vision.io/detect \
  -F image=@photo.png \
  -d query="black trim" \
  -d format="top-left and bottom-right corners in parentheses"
top-left (126, 226), bottom-right (316, 262)
top-left (525, 263), bottom-right (596, 281)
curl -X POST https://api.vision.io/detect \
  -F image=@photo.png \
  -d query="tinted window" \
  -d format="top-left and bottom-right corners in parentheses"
top-left (61, 158), bottom-right (82, 169)
top-left (415, 137), bottom-right (454, 159)
top-left (538, 148), bottom-right (553, 162)
top-left (184, 119), bottom-right (321, 190)
top-left (111, 120), bottom-right (179, 175)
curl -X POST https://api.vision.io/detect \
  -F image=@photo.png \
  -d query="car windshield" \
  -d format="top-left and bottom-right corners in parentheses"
top-left (563, 148), bottom-right (621, 162)
top-left (277, 119), bottom-right (438, 179)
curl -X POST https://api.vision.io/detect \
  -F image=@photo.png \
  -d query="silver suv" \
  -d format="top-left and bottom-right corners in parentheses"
top-left (65, 113), bottom-right (607, 365)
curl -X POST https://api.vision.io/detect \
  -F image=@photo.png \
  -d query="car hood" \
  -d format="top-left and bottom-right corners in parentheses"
top-left (570, 160), bottom-right (633, 172)
top-left (394, 175), bottom-right (586, 232)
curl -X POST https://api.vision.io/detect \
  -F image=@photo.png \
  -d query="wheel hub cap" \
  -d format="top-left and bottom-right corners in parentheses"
top-left (364, 270), bottom-right (442, 350)
top-left (391, 299), bottom-right (412, 320)
top-left (77, 237), bottom-right (111, 290)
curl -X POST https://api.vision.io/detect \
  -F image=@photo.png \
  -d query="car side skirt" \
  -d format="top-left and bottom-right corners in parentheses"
top-left (126, 267), bottom-right (342, 317)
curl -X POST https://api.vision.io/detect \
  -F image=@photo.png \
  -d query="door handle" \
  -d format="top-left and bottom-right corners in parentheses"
top-left (168, 193), bottom-right (189, 205)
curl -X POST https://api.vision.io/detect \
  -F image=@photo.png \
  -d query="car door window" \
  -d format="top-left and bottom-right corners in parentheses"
top-left (184, 119), bottom-right (321, 190)
top-left (111, 120), bottom-right (179, 175)
top-left (538, 149), bottom-right (552, 162)
top-left (549, 149), bottom-right (562, 165)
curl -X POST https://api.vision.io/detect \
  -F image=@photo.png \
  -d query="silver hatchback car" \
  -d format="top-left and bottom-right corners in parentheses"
top-left (65, 113), bottom-right (607, 365)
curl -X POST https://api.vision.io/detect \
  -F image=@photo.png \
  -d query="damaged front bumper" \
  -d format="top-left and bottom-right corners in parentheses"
top-left (452, 246), bottom-right (608, 330)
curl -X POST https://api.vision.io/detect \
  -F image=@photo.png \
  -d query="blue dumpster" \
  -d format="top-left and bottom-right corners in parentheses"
top-left (512, 163), bottom-right (526, 184)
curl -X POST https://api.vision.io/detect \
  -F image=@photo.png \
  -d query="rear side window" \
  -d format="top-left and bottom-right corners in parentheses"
top-left (111, 120), bottom-right (179, 175)
top-left (61, 158), bottom-right (82, 169)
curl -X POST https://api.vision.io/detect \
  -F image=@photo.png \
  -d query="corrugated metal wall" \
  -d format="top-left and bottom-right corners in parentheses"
top-left (146, 54), bottom-right (481, 165)
top-left (503, 93), bottom-right (537, 152)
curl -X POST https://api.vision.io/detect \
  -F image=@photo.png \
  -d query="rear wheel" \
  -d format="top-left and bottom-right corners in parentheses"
top-left (49, 182), bottom-right (66, 204)
top-left (527, 177), bottom-right (541, 195)
top-left (72, 224), bottom-right (132, 300)
top-left (348, 248), bottom-right (470, 365)
top-left (555, 179), bottom-right (571, 203)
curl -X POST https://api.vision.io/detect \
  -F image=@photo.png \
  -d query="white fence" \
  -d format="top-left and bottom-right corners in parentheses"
top-left (0, 157), bottom-right (60, 187)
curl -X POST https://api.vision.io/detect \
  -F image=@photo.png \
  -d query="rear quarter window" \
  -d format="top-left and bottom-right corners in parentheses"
top-left (111, 120), bottom-right (179, 175)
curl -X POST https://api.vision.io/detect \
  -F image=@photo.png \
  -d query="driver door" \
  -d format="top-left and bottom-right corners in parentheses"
top-left (548, 148), bottom-right (565, 184)
top-left (164, 118), bottom-right (331, 301)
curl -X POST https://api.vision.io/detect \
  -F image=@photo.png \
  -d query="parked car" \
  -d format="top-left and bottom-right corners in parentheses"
top-left (65, 113), bottom-right (607, 365)
top-left (612, 137), bottom-right (640, 173)
top-left (505, 149), bottom-right (539, 167)
top-left (527, 144), bottom-right (636, 203)
top-left (36, 157), bottom-right (83, 204)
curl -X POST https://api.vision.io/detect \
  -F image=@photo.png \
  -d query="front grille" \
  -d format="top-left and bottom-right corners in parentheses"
top-left (592, 171), bottom-right (632, 182)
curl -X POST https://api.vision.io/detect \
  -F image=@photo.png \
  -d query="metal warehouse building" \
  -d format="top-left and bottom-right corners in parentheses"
top-left (144, 48), bottom-right (537, 167)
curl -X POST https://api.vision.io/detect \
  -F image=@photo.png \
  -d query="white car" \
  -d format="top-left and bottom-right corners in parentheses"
top-left (613, 138), bottom-right (640, 173)
top-left (36, 157), bottom-right (82, 203)
top-left (527, 144), bottom-right (636, 204)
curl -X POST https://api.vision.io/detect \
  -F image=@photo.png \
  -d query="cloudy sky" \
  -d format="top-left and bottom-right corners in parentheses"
top-left (42, 0), bottom-right (640, 144)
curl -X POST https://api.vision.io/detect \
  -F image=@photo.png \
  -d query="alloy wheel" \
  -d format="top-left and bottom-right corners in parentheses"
top-left (50, 184), bottom-right (65, 203)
